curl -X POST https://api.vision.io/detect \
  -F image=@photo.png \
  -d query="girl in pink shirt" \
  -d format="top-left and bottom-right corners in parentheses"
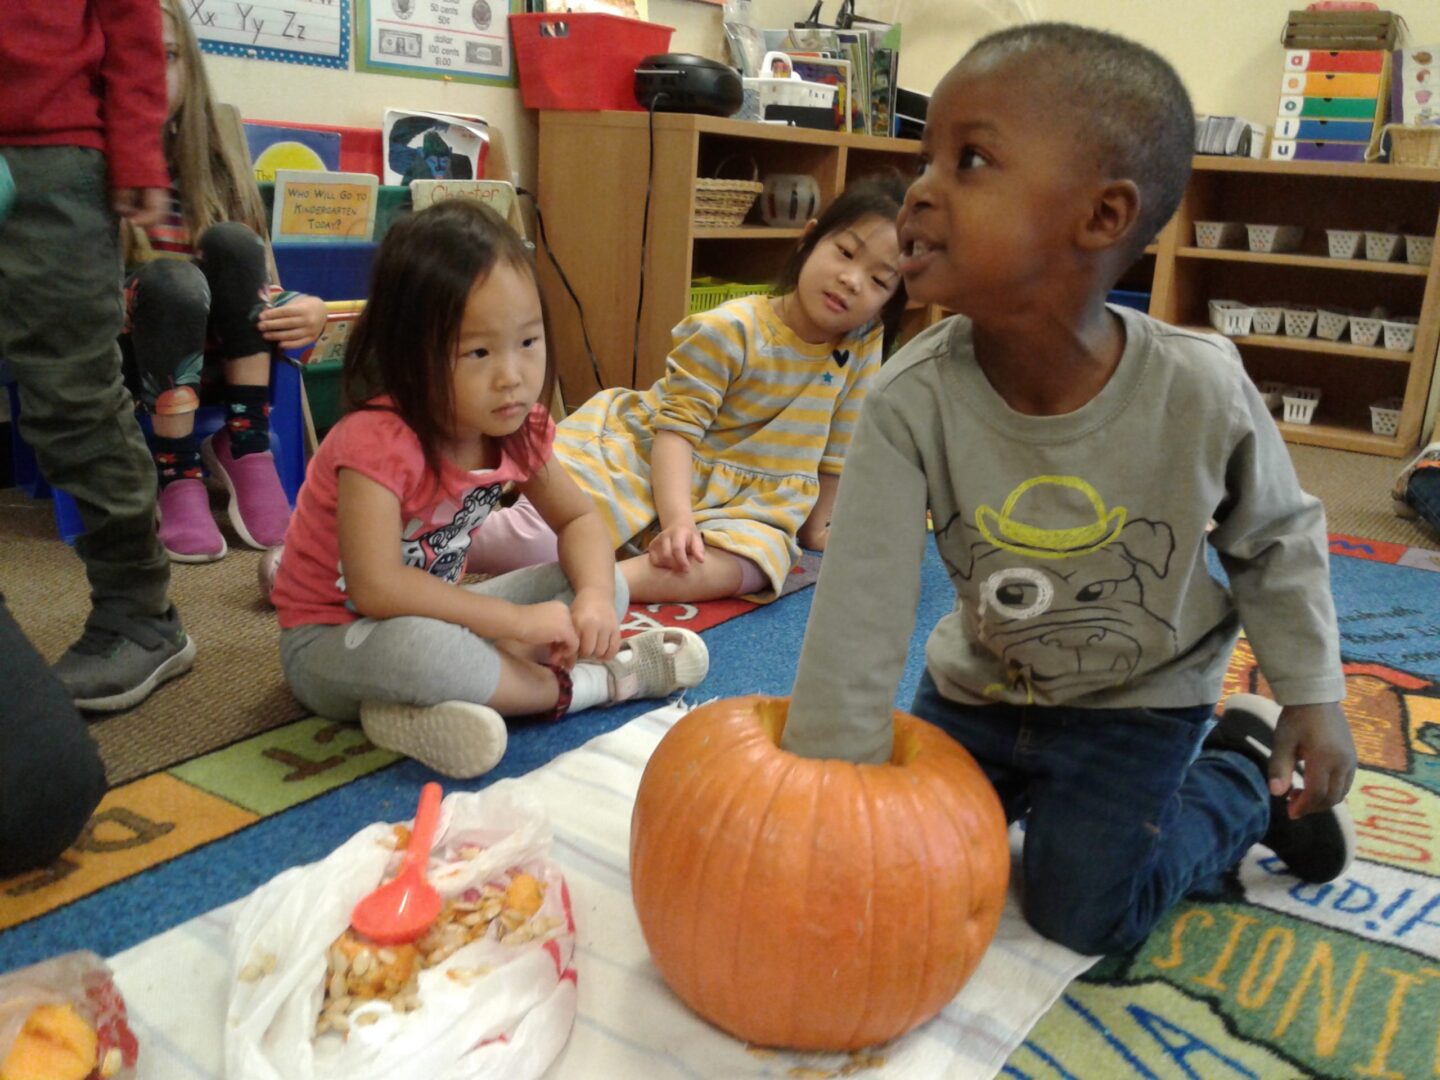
top-left (272, 200), bottom-right (708, 778)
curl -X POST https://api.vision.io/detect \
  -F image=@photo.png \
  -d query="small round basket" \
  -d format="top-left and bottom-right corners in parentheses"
top-left (1372, 124), bottom-right (1440, 168)
top-left (693, 157), bottom-right (764, 229)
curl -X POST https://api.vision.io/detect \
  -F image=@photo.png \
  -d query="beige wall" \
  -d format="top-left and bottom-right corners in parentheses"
top-left (204, 0), bottom-right (807, 188)
top-left (206, 0), bottom-right (1440, 184)
top-left (894, 0), bottom-right (1440, 127)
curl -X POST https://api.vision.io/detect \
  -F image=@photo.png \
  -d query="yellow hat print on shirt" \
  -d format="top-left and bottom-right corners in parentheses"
top-left (974, 476), bottom-right (1127, 560)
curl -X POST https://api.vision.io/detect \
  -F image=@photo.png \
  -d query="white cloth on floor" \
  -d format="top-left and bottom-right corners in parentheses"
top-left (109, 702), bottom-right (1096, 1080)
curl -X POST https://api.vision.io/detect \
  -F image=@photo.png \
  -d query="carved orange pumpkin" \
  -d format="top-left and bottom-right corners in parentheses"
top-left (629, 695), bottom-right (1010, 1051)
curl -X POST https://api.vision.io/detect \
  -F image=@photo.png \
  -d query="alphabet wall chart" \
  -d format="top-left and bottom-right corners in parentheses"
top-left (187, 0), bottom-right (349, 68)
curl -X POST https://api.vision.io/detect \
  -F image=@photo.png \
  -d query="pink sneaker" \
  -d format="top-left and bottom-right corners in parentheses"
top-left (201, 428), bottom-right (292, 550)
top-left (156, 478), bottom-right (227, 562)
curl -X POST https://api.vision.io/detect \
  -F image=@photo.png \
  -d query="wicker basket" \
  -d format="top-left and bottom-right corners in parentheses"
top-left (693, 157), bottom-right (763, 228)
top-left (1374, 124), bottom-right (1440, 168)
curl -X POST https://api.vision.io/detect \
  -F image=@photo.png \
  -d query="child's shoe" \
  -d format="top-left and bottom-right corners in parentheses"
top-left (52, 605), bottom-right (196, 712)
top-left (1392, 440), bottom-right (1440, 519)
top-left (258, 545), bottom-right (283, 606)
top-left (1209, 694), bottom-right (1356, 883)
top-left (201, 428), bottom-right (291, 549)
top-left (603, 628), bottom-right (709, 701)
top-left (156, 478), bottom-right (226, 562)
top-left (359, 699), bottom-right (508, 779)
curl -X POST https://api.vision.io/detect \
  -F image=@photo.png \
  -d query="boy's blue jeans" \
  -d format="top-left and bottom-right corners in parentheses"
top-left (911, 672), bottom-right (1269, 956)
top-left (1406, 468), bottom-right (1440, 533)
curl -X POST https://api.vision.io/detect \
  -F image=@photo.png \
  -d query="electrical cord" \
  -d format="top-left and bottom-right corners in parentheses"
top-left (633, 92), bottom-right (667, 388)
top-left (519, 185), bottom-right (605, 393)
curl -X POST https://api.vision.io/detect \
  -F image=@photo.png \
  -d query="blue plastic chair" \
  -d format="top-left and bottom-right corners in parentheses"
top-left (5, 357), bottom-right (307, 546)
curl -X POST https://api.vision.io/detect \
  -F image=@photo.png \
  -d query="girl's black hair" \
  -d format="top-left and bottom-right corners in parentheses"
top-left (342, 199), bottom-right (555, 482)
top-left (772, 172), bottom-right (911, 354)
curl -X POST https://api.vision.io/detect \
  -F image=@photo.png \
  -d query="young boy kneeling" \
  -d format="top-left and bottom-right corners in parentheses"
top-left (783, 23), bottom-right (1357, 956)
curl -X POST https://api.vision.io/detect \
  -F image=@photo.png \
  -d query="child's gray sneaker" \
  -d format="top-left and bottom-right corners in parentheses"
top-left (1209, 693), bottom-right (1356, 883)
top-left (51, 606), bottom-right (196, 712)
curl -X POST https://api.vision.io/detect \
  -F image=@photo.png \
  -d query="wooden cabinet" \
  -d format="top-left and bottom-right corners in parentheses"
top-left (535, 111), bottom-right (924, 402)
top-left (1149, 156), bottom-right (1440, 457)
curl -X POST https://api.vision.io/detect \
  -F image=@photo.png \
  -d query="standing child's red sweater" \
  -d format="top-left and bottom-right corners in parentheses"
top-left (0, 0), bottom-right (168, 188)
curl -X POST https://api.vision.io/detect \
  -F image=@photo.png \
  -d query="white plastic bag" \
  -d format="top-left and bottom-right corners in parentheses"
top-left (224, 784), bottom-right (576, 1080)
top-left (0, 950), bottom-right (139, 1079)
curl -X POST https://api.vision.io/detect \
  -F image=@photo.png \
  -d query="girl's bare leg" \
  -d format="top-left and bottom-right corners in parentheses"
top-left (620, 547), bottom-right (748, 604)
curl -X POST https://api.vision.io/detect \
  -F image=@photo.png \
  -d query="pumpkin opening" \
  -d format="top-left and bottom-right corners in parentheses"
top-left (759, 697), bottom-right (924, 767)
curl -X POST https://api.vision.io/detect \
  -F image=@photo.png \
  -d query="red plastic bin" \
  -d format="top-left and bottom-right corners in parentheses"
top-left (511, 13), bottom-right (674, 112)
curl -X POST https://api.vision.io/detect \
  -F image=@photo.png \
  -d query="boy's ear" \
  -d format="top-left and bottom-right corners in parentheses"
top-left (801, 217), bottom-right (819, 237)
top-left (1078, 179), bottom-right (1141, 252)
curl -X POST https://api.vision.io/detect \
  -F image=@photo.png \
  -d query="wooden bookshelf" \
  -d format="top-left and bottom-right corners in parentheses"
top-left (1149, 156), bottom-right (1440, 457)
top-left (536, 111), bottom-right (923, 399)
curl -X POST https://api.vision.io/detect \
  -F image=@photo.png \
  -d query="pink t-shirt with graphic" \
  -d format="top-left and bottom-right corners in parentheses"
top-left (273, 399), bottom-right (555, 629)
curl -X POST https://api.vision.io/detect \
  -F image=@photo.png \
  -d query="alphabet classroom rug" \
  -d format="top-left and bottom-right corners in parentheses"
top-left (8, 535), bottom-right (1440, 1079)
top-left (95, 561), bottom-right (1440, 1080)
top-left (0, 555), bottom-right (822, 940)
top-left (1016, 531), bottom-right (1440, 1080)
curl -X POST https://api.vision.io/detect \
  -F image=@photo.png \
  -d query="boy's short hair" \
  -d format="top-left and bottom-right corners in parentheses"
top-left (964, 23), bottom-right (1195, 258)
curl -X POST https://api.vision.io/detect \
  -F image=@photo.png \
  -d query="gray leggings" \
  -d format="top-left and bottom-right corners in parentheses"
top-left (279, 562), bottom-right (628, 721)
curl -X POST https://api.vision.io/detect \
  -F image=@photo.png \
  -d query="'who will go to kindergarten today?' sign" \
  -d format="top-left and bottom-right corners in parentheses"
top-left (271, 170), bottom-right (380, 243)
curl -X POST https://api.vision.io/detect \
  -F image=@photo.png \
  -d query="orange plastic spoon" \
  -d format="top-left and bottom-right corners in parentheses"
top-left (351, 782), bottom-right (443, 945)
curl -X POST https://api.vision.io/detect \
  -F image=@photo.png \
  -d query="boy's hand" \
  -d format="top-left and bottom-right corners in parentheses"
top-left (514, 600), bottom-right (580, 668)
top-left (1271, 702), bottom-right (1356, 819)
top-left (570, 586), bottom-right (621, 661)
top-left (648, 521), bottom-right (706, 572)
top-left (260, 293), bottom-right (328, 349)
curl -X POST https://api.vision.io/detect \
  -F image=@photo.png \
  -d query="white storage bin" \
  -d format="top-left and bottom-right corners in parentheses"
top-left (1251, 305), bottom-right (1284, 335)
top-left (1315, 308), bottom-right (1349, 341)
top-left (1282, 386), bottom-right (1322, 425)
top-left (1326, 229), bottom-right (1363, 259)
top-left (1247, 224), bottom-right (1304, 253)
top-left (1194, 221), bottom-right (1245, 249)
top-left (1283, 306), bottom-right (1317, 337)
top-left (1370, 398), bottom-right (1404, 436)
top-left (1365, 231), bottom-right (1403, 262)
top-left (1383, 318), bottom-right (1418, 352)
top-left (1255, 380), bottom-right (1289, 411)
top-left (1405, 234), bottom-right (1434, 266)
top-left (1208, 299), bottom-right (1254, 336)
top-left (742, 75), bottom-right (837, 112)
top-left (1349, 314), bottom-right (1384, 347)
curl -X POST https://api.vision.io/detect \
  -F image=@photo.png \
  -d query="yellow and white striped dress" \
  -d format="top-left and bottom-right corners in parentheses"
top-left (555, 292), bottom-right (884, 600)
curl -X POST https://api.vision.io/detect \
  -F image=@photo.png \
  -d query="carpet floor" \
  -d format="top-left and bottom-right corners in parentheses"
top-left (3, 443), bottom-right (1440, 1078)
top-left (0, 487), bottom-right (305, 785)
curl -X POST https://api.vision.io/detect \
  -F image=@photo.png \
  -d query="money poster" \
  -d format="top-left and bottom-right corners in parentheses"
top-left (356, 0), bottom-right (519, 84)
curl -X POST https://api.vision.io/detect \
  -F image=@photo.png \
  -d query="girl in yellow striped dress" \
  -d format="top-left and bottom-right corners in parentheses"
top-left (474, 177), bottom-right (907, 603)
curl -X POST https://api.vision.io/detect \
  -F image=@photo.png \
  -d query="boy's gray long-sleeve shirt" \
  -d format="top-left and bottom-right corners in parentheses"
top-left (784, 305), bottom-right (1345, 764)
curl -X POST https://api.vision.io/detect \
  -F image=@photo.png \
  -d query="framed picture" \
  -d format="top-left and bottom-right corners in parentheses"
top-left (356, 0), bottom-right (525, 85)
